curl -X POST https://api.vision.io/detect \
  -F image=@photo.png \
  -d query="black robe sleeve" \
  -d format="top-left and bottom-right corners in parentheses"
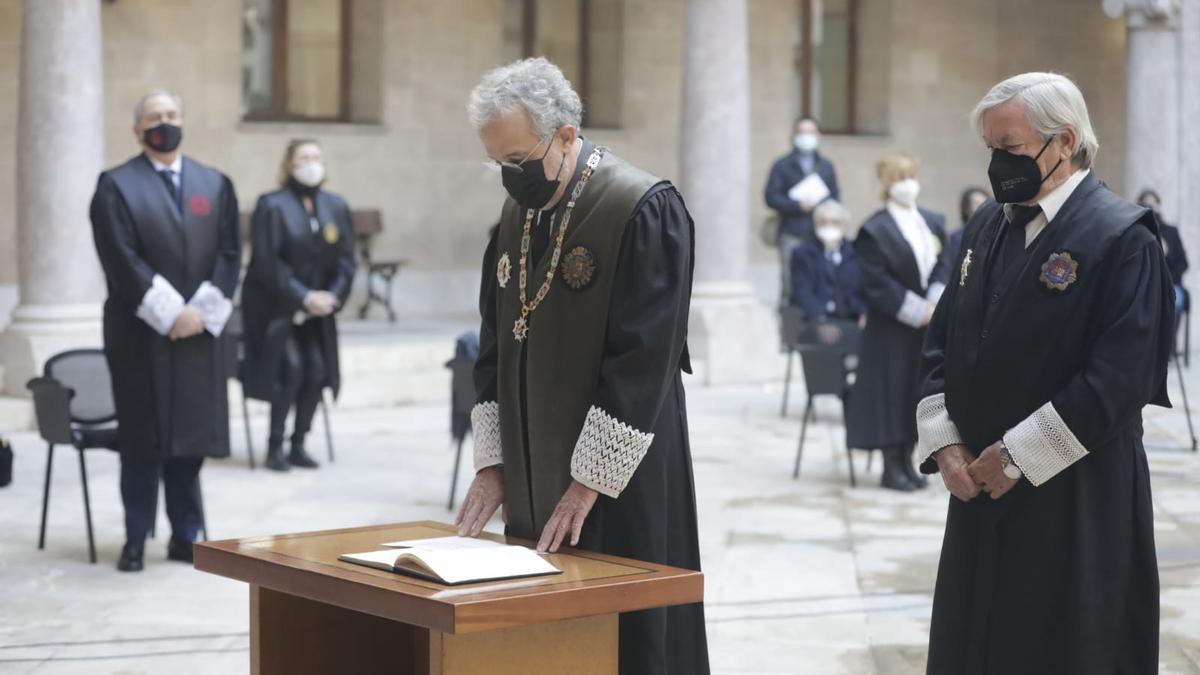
top-left (249, 196), bottom-right (310, 311)
top-left (1003, 225), bottom-right (1174, 485)
top-left (855, 227), bottom-right (910, 319)
top-left (90, 173), bottom-right (158, 308)
top-left (327, 199), bottom-right (357, 305)
top-left (208, 176), bottom-right (241, 297)
top-left (914, 232), bottom-right (966, 472)
top-left (469, 226), bottom-right (503, 471)
top-left (568, 187), bottom-right (693, 498)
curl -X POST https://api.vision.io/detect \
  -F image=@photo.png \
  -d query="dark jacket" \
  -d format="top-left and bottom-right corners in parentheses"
top-left (241, 187), bottom-right (356, 401)
top-left (1160, 221), bottom-right (1188, 286)
top-left (788, 239), bottom-right (864, 321)
top-left (764, 150), bottom-right (840, 241)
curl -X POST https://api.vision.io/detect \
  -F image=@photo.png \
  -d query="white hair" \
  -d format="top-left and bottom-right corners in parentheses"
top-left (813, 199), bottom-right (851, 226)
top-left (467, 58), bottom-right (583, 139)
top-left (971, 72), bottom-right (1099, 169)
top-left (133, 89), bottom-right (184, 124)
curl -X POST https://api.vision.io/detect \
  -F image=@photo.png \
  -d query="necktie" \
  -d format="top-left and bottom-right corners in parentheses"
top-left (1001, 204), bottom-right (1042, 270)
top-left (158, 169), bottom-right (180, 212)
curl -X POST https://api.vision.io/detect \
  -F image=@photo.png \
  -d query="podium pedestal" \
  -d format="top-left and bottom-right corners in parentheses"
top-left (195, 521), bottom-right (703, 675)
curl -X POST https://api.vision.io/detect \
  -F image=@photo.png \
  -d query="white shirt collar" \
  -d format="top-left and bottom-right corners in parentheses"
top-left (1007, 168), bottom-right (1089, 224)
top-left (148, 154), bottom-right (183, 175)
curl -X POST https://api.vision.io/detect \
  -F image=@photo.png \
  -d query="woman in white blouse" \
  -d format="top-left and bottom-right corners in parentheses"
top-left (845, 152), bottom-right (949, 491)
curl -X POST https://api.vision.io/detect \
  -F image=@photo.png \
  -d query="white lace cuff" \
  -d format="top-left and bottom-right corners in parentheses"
top-left (926, 282), bottom-right (946, 305)
top-left (897, 290), bottom-right (931, 328)
top-left (188, 281), bottom-right (233, 337)
top-left (136, 274), bottom-right (185, 336)
top-left (1002, 401), bottom-right (1088, 486)
top-left (916, 393), bottom-right (963, 464)
top-left (471, 401), bottom-right (503, 471)
top-left (570, 406), bottom-right (655, 498)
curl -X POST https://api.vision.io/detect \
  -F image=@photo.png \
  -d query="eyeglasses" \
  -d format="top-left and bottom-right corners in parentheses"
top-left (482, 137), bottom-right (552, 174)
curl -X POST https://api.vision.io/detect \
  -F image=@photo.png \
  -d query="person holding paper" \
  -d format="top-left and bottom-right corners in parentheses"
top-left (90, 90), bottom-right (240, 571)
top-left (845, 151), bottom-right (948, 491)
top-left (242, 139), bottom-right (356, 472)
top-left (764, 116), bottom-right (840, 303)
top-left (457, 58), bottom-right (709, 674)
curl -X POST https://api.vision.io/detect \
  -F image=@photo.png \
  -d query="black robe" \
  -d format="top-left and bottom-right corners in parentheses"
top-left (474, 175), bottom-right (709, 675)
top-left (90, 154), bottom-right (240, 460)
top-left (241, 187), bottom-right (356, 401)
top-left (846, 206), bottom-right (947, 450)
top-left (918, 173), bottom-right (1172, 674)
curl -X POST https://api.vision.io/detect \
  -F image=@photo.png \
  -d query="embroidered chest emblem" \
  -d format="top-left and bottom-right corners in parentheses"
top-left (322, 222), bottom-right (339, 244)
top-left (189, 194), bottom-right (211, 216)
top-left (959, 248), bottom-right (973, 287)
top-left (497, 252), bottom-right (512, 288)
top-left (560, 246), bottom-right (597, 290)
top-left (1039, 251), bottom-right (1079, 291)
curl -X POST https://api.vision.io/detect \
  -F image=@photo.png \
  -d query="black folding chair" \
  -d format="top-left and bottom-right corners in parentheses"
top-left (234, 307), bottom-right (335, 466)
top-left (446, 331), bottom-right (479, 510)
top-left (28, 349), bottom-right (120, 564)
top-left (792, 320), bottom-right (862, 484)
top-left (780, 306), bottom-right (806, 417)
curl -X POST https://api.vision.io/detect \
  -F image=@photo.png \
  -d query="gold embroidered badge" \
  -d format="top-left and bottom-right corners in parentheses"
top-left (1039, 251), bottom-right (1079, 291)
top-left (560, 246), bottom-right (597, 291)
top-left (322, 222), bottom-right (339, 244)
top-left (497, 252), bottom-right (512, 288)
top-left (959, 248), bottom-right (973, 287)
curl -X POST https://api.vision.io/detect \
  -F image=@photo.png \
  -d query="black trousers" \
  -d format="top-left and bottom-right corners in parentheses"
top-left (269, 320), bottom-right (326, 446)
top-left (120, 456), bottom-right (204, 548)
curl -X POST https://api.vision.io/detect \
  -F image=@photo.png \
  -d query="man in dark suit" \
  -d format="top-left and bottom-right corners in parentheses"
top-left (765, 116), bottom-right (840, 305)
top-left (90, 90), bottom-right (240, 572)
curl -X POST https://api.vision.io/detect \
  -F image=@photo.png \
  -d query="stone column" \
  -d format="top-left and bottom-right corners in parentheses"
top-left (680, 0), bottom-right (778, 385)
top-left (1111, 0), bottom-right (1182, 219)
top-left (1180, 0), bottom-right (1200, 352)
top-left (0, 0), bottom-right (105, 395)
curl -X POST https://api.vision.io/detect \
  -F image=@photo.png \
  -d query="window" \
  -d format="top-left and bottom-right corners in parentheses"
top-left (793, 0), bottom-right (887, 134)
top-left (502, 0), bottom-right (624, 129)
top-left (242, 0), bottom-right (382, 123)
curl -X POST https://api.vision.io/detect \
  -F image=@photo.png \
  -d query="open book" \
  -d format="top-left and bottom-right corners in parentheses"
top-left (338, 536), bottom-right (562, 585)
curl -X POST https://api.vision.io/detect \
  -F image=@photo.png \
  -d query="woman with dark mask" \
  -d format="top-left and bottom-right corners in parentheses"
top-left (1137, 188), bottom-right (1188, 328)
top-left (242, 139), bottom-right (356, 471)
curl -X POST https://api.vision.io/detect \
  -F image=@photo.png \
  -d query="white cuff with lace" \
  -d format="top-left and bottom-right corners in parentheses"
top-left (897, 290), bottom-right (932, 328)
top-left (188, 281), bottom-right (233, 337)
top-left (136, 274), bottom-right (186, 336)
top-left (1002, 401), bottom-right (1088, 487)
top-left (916, 393), bottom-right (963, 465)
top-left (569, 406), bottom-right (654, 499)
top-left (471, 401), bottom-right (503, 471)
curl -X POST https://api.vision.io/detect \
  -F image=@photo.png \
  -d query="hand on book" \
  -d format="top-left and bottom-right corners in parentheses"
top-left (536, 480), bottom-right (598, 554)
top-left (456, 466), bottom-right (505, 537)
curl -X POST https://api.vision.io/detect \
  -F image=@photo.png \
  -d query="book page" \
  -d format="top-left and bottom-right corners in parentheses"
top-left (400, 547), bottom-right (560, 585)
top-left (381, 536), bottom-right (508, 551)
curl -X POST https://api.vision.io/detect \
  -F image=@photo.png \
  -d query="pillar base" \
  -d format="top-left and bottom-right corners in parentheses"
top-left (687, 281), bottom-right (782, 386)
top-left (0, 303), bottom-right (102, 395)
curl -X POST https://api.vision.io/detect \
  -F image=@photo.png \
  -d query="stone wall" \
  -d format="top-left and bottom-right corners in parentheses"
top-left (0, 0), bottom-right (1131, 313)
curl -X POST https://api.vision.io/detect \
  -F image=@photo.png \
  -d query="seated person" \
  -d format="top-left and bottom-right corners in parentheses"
top-left (789, 200), bottom-right (865, 329)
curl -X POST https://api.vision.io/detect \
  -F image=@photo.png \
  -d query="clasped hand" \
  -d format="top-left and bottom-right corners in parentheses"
top-left (455, 466), bottom-right (598, 554)
top-left (936, 443), bottom-right (1018, 502)
top-left (168, 306), bottom-right (205, 341)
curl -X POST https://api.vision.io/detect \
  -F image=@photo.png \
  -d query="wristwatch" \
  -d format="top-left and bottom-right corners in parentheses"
top-left (998, 442), bottom-right (1022, 480)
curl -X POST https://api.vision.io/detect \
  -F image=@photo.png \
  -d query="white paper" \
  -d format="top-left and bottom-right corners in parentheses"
top-left (340, 543), bottom-right (559, 585)
top-left (381, 536), bottom-right (507, 550)
top-left (788, 173), bottom-right (831, 209)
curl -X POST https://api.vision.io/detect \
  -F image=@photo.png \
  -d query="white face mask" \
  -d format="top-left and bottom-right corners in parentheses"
top-left (815, 225), bottom-right (844, 249)
top-left (794, 133), bottom-right (819, 153)
top-left (292, 161), bottom-right (326, 188)
top-left (889, 178), bottom-right (920, 207)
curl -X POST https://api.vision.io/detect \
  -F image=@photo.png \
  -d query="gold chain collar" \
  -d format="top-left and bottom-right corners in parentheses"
top-left (513, 146), bottom-right (605, 342)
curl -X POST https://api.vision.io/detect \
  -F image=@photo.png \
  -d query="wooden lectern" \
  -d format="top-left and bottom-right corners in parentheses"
top-left (194, 521), bottom-right (703, 674)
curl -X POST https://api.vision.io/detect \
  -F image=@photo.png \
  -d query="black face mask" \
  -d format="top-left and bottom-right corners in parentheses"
top-left (987, 136), bottom-right (1062, 204)
top-left (501, 140), bottom-right (565, 210)
top-left (143, 122), bottom-right (183, 153)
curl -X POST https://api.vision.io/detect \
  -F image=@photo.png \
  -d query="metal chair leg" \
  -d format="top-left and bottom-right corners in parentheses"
top-left (448, 437), bottom-right (465, 511)
top-left (77, 450), bottom-right (97, 564)
top-left (793, 397), bottom-right (814, 479)
top-left (197, 476), bottom-right (209, 542)
top-left (149, 482), bottom-right (158, 539)
top-left (38, 444), bottom-right (55, 550)
top-left (242, 387), bottom-right (256, 470)
top-left (847, 446), bottom-right (858, 488)
top-left (1186, 308), bottom-right (1191, 368)
top-left (1174, 355), bottom-right (1198, 451)
top-left (865, 449), bottom-right (874, 473)
top-left (780, 350), bottom-right (794, 418)
top-left (321, 393), bottom-right (335, 463)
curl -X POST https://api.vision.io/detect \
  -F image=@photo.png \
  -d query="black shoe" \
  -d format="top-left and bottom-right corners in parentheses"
top-left (265, 444), bottom-right (290, 472)
top-left (117, 544), bottom-right (144, 572)
top-left (880, 449), bottom-right (920, 492)
top-left (166, 538), bottom-right (194, 563)
top-left (902, 450), bottom-right (929, 488)
top-left (288, 444), bottom-right (319, 469)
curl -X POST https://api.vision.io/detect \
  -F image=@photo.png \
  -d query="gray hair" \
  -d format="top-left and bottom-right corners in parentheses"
top-left (133, 89), bottom-right (183, 124)
top-left (971, 72), bottom-right (1099, 169)
top-left (813, 199), bottom-right (851, 226)
top-left (467, 58), bottom-right (583, 139)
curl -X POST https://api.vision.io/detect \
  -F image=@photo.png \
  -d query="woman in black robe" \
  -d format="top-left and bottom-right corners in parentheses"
top-left (242, 139), bottom-right (356, 471)
top-left (846, 152), bottom-right (948, 490)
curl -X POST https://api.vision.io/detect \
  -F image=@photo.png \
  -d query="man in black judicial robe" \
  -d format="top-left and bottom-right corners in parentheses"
top-left (90, 91), bottom-right (240, 571)
top-left (455, 58), bottom-right (708, 674)
top-left (915, 73), bottom-right (1172, 674)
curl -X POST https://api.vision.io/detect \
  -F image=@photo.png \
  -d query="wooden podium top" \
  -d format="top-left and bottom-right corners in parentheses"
top-left (195, 521), bottom-right (703, 635)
